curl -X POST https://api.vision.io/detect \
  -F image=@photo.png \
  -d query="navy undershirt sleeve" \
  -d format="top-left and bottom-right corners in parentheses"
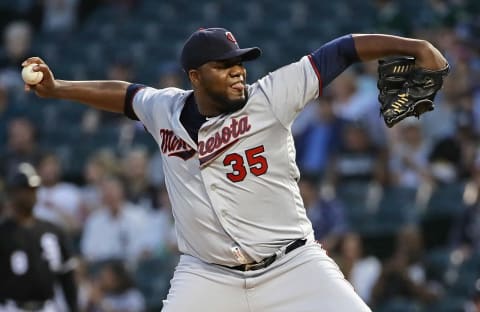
top-left (180, 94), bottom-right (207, 143)
top-left (124, 83), bottom-right (146, 120)
top-left (309, 35), bottom-right (360, 90)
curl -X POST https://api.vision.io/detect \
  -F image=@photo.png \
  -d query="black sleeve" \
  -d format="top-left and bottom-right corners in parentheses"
top-left (124, 83), bottom-right (146, 120)
top-left (55, 227), bottom-right (79, 312)
top-left (59, 270), bottom-right (78, 312)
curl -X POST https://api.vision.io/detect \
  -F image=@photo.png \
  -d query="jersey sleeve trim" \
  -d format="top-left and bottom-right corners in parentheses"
top-left (124, 83), bottom-right (146, 120)
top-left (309, 35), bottom-right (360, 89)
top-left (307, 54), bottom-right (323, 97)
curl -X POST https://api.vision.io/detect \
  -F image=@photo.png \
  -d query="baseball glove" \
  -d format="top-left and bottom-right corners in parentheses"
top-left (377, 56), bottom-right (449, 128)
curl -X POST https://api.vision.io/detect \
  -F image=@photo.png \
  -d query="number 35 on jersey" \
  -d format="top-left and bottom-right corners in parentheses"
top-left (223, 145), bottom-right (268, 182)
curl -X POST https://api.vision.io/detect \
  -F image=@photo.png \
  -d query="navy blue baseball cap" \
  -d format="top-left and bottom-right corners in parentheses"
top-left (180, 28), bottom-right (262, 72)
top-left (6, 163), bottom-right (41, 190)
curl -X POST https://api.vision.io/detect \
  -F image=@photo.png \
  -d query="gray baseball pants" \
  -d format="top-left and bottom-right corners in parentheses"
top-left (162, 242), bottom-right (372, 312)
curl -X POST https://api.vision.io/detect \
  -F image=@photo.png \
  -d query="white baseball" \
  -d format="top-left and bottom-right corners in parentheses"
top-left (21, 64), bottom-right (44, 85)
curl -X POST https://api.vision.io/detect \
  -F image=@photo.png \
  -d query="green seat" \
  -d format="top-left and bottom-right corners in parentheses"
top-left (336, 182), bottom-right (372, 232)
top-left (424, 296), bottom-right (467, 312)
top-left (424, 183), bottom-right (466, 218)
top-left (375, 298), bottom-right (421, 312)
top-left (421, 182), bottom-right (466, 248)
top-left (135, 255), bottom-right (178, 311)
top-left (425, 248), bottom-right (452, 282)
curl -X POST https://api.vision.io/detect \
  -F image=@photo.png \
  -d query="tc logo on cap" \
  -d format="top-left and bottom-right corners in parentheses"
top-left (225, 32), bottom-right (238, 46)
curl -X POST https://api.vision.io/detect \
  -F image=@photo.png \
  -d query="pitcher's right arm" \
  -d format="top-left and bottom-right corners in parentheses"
top-left (23, 57), bottom-right (129, 113)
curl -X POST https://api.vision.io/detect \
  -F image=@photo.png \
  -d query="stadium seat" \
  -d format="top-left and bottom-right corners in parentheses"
top-left (423, 183), bottom-right (466, 218)
top-left (448, 258), bottom-right (480, 297)
top-left (336, 182), bottom-right (375, 233)
top-left (421, 182), bottom-right (467, 249)
top-left (375, 298), bottom-right (421, 312)
top-left (337, 183), bottom-right (418, 235)
top-left (374, 186), bottom-right (418, 229)
top-left (425, 296), bottom-right (468, 312)
top-left (425, 247), bottom-right (453, 282)
top-left (135, 256), bottom-right (178, 310)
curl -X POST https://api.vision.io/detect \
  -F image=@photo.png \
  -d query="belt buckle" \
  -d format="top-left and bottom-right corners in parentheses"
top-left (244, 255), bottom-right (276, 271)
top-left (244, 262), bottom-right (257, 271)
top-left (244, 260), bottom-right (265, 271)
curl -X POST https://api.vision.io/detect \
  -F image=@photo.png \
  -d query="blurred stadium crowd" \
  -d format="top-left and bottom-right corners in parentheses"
top-left (1, 0), bottom-right (480, 311)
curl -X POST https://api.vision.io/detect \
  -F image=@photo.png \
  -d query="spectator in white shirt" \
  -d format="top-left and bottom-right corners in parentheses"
top-left (80, 175), bottom-right (149, 264)
top-left (389, 117), bottom-right (433, 188)
top-left (34, 153), bottom-right (82, 235)
top-left (140, 185), bottom-right (178, 258)
top-left (121, 148), bottom-right (156, 211)
top-left (335, 232), bottom-right (381, 305)
top-left (79, 149), bottom-right (120, 222)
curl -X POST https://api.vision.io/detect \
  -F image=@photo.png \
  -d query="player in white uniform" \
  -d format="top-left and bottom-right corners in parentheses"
top-left (23, 28), bottom-right (448, 311)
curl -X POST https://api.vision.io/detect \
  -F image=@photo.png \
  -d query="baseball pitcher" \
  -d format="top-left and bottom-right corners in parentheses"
top-left (23, 28), bottom-right (448, 311)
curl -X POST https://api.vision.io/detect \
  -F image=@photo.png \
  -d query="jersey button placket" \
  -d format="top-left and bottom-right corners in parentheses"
top-left (198, 127), bottom-right (244, 256)
top-left (209, 185), bottom-right (228, 217)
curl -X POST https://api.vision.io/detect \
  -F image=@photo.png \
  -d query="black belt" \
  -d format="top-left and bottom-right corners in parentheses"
top-left (230, 239), bottom-right (307, 272)
top-left (0, 299), bottom-right (46, 310)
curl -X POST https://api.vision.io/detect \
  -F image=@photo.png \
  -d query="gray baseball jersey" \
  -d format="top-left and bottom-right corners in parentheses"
top-left (130, 56), bottom-right (319, 266)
